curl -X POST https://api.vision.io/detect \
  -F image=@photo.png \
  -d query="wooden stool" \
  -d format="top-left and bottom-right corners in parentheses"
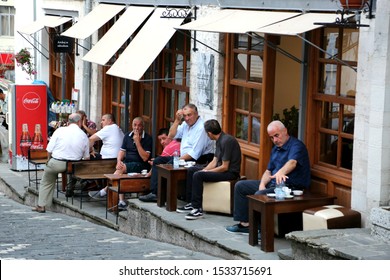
top-left (303, 205), bottom-right (361, 231)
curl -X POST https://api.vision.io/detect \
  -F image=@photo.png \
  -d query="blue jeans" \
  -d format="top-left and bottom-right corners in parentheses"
top-left (233, 180), bottom-right (275, 223)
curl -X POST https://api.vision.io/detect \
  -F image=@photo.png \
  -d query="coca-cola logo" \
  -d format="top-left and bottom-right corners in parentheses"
top-left (22, 92), bottom-right (41, 111)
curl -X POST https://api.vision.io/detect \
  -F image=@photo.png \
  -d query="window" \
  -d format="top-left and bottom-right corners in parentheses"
top-left (161, 30), bottom-right (190, 127)
top-left (0, 6), bottom-right (14, 36)
top-left (314, 28), bottom-right (358, 170)
top-left (231, 34), bottom-right (263, 145)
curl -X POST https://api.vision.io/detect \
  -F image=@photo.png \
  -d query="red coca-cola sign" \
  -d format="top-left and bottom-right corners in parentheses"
top-left (22, 91), bottom-right (41, 111)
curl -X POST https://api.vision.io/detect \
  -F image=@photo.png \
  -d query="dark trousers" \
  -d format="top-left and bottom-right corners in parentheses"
top-left (233, 180), bottom-right (275, 223)
top-left (150, 156), bottom-right (172, 194)
top-left (187, 165), bottom-right (238, 209)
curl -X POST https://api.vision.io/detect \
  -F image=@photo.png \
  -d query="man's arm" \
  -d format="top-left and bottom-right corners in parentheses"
top-left (168, 109), bottom-right (183, 139)
top-left (270, 159), bottom-right (297, 184)
top-left (203, 158), bottom-right (230, 173)
top-left (259, 170), bottom-right (272, 191)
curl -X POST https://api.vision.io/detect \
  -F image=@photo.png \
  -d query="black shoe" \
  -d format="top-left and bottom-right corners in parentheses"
top-left (185, 208), bottom-right (203, 220)
top-left (176, 203), bottom-right (194, 213)
top-left (139, 192), bottom-right (157, 202)
top-left (118, 201), bottom-right (127, 211)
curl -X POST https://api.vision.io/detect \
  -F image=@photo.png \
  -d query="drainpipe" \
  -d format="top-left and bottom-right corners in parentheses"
top-left (82, 0), bottom-right (92, 116)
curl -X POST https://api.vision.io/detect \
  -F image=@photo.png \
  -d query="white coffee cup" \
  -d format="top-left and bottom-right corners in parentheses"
top-left (179, 159), bottom-right (186, 166)
top-left (141, 169), bottom-right (147, 175)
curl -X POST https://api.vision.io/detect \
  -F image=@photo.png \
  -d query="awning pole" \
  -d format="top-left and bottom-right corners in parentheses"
top-left (17, 31), bottom-right (49, 60)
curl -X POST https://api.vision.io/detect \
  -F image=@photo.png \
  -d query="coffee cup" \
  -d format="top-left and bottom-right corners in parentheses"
top-left (141, 169), bottom-right (147, 175)
top-left (179, 159), bottom-right (186, 166)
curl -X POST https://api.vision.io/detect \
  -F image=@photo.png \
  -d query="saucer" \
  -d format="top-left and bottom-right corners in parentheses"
top-left (266, 193), bottom-right (276, 197)
top-left (284, 195), bottom-right (294, 199)
top-left (127, 172), bottom-right (139, 176)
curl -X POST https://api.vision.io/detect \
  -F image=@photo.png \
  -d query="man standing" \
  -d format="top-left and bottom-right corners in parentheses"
top-left (88, 114), bottom-right (124, 159)
top-left (225, 120), bottom-right (310, 234)
top-left (32, 113), bottom-right (90, 213)
top-left (139, 103), bottom-right (214, 203)
top-left (177, 119), bottom-right (241, 220)
top-left (0, 89), bottom-right (8, 129)
top-left (89, 117), bottom-right (152, 210)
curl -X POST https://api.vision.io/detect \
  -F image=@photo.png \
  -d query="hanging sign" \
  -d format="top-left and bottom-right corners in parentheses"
top-left (53, 36), bottom-right (74, 53)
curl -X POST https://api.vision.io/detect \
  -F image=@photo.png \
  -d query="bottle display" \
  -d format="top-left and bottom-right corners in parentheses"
top-left (173, 150), bottom-right (180, 168)
top-left (30, 124), bottom-right (44, 150)
top-left (19, 123), bottom-right (32, 157)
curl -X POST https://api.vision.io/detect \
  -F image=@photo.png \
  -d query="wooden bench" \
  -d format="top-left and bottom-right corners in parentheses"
top-left (105, 173), bottom-right (151, 223)
top-left (27, 149), bottom-right (48, 189)
top-left (65, 159), bottom-right (117, 208)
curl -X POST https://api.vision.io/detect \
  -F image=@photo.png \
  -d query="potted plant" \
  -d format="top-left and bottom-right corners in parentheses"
top-left (339, 0), bottom-right (366, 10)
top-left (15, 48), bottom-right (37, 78)
top-left (273, 105), bottom-right (299, 138)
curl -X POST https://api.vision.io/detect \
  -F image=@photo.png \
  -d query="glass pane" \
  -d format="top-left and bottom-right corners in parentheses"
top-left (321, 101), bottom-right (339, 131)
top-left (250, 36), bottom-right (264, 52)
top-left (340, 66), bottom-right (356, 98)
top-left (113, 79), bottom-right (119, 102)
top-left (251, 116), bottom-right (260, 144)
top-left (251, 88), bottom-right (262, 113)
top-left (178, 91), bottom-right (187, 109)
top-left (143, 90), bottom-right (151, 115)
top-left (343, 106), bottom-right (355, 134)
top-left (342, 29), bottom-right (359, 61)
top-left (164, 52), bottom-right (172, 82)
top-left (319, 132), bottom-right (337, 166)
top-left (234, 34), bottom-right (248, 49)
top-left (175, 54), bottom-right (183, 85)
top-left (235, 113), bottom-right (248, 141)
top-left (322, 28), bottom-right (339, 59)
top-left (340, 137), bottom-right (353, 170)
top-left (234, 53), bottom-right (247, 80)
top-left (236, 87), bottom-right (249, 111)
top-left (249, 55), bottom-right (263, 82)
top-left (165, 88), bottom-right (175, 119)
top-left (320, 63), bottom-right (337, 94)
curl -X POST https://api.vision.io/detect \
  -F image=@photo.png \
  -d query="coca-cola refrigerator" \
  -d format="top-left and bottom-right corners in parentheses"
top-left (9, 84), bottom-right (48, 171)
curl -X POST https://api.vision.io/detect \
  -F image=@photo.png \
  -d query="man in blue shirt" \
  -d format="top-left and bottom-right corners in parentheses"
top-left (225, 120), bottom-right (310, 234)
top-left (139, 103), bottom-right (214, 202)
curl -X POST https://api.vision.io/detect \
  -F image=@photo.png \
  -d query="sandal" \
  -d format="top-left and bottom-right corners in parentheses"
top-left (31, 205), bottom-right (46, 213)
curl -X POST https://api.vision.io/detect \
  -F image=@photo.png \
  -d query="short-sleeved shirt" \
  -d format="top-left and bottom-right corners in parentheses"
top-left (95, 124), bottom-right (124, 159)
top-left (175, 117), bottom-right (214, 160)
top-left (120, 130), bottom-right (153, 163)
top-left (215, 132), bottom-right (241, 176)
top-left (47, 123), bottom-right (89, 160)
top-left (267, 136), bottom-right (311, 188)
top-left (82, 119), bottom-right (97, 136)
top-left (161, 139), bottom-right (181, 157)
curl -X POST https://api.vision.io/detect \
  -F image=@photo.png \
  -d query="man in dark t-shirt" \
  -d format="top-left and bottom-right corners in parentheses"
top-left (177, 119), bottom-right (242, 220)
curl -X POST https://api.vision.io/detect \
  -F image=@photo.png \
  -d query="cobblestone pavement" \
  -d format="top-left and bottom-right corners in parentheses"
top-left (0, 192), bottom-right (219, 260)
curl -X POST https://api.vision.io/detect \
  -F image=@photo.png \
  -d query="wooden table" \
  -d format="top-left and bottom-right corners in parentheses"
top-left (157, 164), bottom-right (187, 211)
top-left (248, 192), bottom-right (336, 252)
top-left (104, 173), bottom-right (150, 223)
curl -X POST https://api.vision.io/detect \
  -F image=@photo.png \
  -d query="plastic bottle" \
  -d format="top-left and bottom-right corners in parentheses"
top-left (19, 123), bottom-right (32, 158)
top-left (275, 181), bottom-right (285, 200)
top-left (173, 150), bottom-right (180, 168)
top-left (30, 124), bottom-right (44, 150)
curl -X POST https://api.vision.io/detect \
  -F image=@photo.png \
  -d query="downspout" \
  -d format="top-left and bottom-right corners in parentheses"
top-left (33, 0), bottom-right (37, 81)
top-left (82, 0), bottom-right (92, 116)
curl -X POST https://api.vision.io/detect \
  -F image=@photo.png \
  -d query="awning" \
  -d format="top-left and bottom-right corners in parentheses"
top-left (251, 13), bottom-right (342, 35)
top-left (0, 53), bottom-right (14, 65)
top-left (18, 15), bottom-right (72, 35)
top-left (82, 6), bottom-right (154, 65)
top-left (61, 4), bottom-right (125, 40)
top-left (106, 8), bottom-right (185, 81)
top-left (177, 9), bottom-right (299, 34)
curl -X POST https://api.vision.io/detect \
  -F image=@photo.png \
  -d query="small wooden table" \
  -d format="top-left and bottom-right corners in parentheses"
top-left (157, 164), bottom-right (187, 211)
top-left (104, 173), bottom-right (150, 223)
top-left (248, 192), bottom-right (336, 252)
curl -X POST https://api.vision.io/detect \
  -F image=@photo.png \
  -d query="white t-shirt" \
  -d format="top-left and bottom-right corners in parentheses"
top-left (95, 124), bottom-right (124, 159)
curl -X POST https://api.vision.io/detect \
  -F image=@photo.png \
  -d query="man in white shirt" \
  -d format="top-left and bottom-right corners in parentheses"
top-left (0, 89), bottom-right (8, 129)
top-left (32, 113), bottom-right (90, 213)
top-left (89, 114), bottom-right (124, 159)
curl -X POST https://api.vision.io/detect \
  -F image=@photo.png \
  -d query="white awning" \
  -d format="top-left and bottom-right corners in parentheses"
top-left (18, 15), bottom-right (72, 35)
top-left (177, 9), bottom-right (299, 34)
top-left (61, 4), bottom-right (125, 40)
top-left (251, 13), bottom-right (342, 35)
top-left (106, 8), bottom-right (185, 81)
top-left (82, 6), bottom-right (154, 65)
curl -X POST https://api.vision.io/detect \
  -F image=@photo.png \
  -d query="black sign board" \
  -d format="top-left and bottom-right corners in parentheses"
top-left (53, 36), bottom-right (74, 53)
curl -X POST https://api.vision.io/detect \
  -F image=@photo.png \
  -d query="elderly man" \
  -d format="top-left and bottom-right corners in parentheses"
top-left (225, 120), bottom-right (310, 234)
top-left (139, 103), bottom-right (214, 203)
top-left (32, 113), bottom-right (90, 213)
top-left (89, 117), bottom-right (152, 210)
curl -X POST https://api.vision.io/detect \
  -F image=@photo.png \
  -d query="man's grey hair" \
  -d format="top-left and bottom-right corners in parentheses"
top-left (68, 113), bottom-right (81, 124)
